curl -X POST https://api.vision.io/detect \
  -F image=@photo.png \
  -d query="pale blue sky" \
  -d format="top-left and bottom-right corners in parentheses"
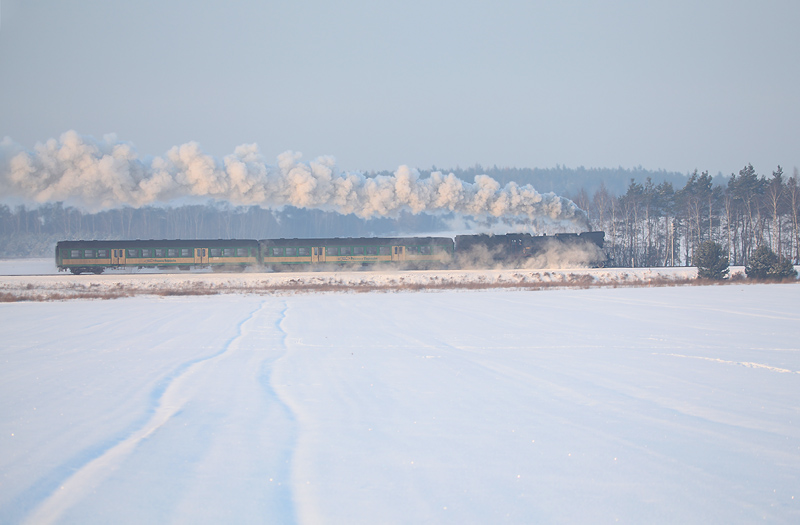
top-left (1, 0), bottom-right (798, 176)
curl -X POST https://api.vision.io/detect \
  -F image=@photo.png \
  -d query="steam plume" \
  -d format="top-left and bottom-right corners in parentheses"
top-left (1, 131), bottom-right (589, 230)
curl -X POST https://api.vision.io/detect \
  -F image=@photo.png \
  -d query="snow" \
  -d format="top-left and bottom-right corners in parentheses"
top-left (0, 260), bottom-right (709, 301)
top-left (1, 274), bottom-right (799, 523)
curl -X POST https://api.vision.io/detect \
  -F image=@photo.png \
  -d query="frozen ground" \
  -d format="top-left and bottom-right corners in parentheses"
top-left (1, 283), bottom-right (799, 524)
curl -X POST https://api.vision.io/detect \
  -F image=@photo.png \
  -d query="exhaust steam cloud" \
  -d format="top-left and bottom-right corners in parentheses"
top-left (0, 131), bottom-right (589, 231)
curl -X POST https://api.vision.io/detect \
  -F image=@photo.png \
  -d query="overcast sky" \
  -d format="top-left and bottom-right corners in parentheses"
top-left (1, 0), bottom-right (798, 176)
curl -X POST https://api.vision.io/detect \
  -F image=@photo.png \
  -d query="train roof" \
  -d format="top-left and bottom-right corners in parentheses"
top-left (454, 231), bottom-right (603, 240)
top-left (56, 239), bottom-right (259, 249)
top-left (259, 237), bottom-right (454, 247)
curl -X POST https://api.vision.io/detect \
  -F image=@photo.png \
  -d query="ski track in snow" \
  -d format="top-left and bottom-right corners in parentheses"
top-left (22, 299), bottom-right (299, 525)
top-left (255, 300), bottom-right (298, 525)
top-left (657, 353), bottom-right (800, 374)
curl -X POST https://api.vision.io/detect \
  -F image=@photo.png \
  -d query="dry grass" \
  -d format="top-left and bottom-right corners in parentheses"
top-left (0, 290), bottom-right (134, 302)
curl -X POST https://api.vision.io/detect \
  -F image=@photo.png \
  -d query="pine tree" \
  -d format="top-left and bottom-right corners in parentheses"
top-left (746, 245), bottom-right (798, 280)
top-left (693, 240), bottom-right (729, 280)
top-left (770, 255), bottom-right (798, 280)
top-left (747, 246), bottom-right (777, 279)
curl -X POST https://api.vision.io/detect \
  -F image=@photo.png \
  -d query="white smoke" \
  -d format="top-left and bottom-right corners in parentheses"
top-left (0, 131), bottom-right (589, 230)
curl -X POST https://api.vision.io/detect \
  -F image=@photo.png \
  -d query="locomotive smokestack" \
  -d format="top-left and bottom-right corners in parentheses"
top-left (1, 131), bottom-right (589, 230)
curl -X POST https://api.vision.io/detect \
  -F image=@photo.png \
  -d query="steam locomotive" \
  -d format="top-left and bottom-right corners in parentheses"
top-left (55, 232), bottom-right (606, 274)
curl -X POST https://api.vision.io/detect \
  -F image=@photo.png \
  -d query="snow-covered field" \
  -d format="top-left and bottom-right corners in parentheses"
top-left (1, 262), bottom-right (799, 523)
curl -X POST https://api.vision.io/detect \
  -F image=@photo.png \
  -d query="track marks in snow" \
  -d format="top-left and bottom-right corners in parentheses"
top-left (657, 353), bottom-right (800, 374)
top-left (24, 299), bottom-right (299, 525)
top-left (252, 300), bottom-right (299, 524)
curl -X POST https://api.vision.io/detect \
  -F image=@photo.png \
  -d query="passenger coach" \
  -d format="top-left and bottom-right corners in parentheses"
top-left (56, 239), bottom-right (259, 274)
top-left (260, 237), bottom-right (454, 270)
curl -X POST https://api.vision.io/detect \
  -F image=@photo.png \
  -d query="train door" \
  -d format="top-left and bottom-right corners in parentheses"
top-left (112, 249), bottom-right (126, 266)
top-left (392, 246), bottom-right (405, 262)
top-left (312, 247), bottom-right (324, 263)
top-left (195, 248), bottom-right (208, 265)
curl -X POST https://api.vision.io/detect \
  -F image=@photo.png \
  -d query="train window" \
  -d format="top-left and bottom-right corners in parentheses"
top-left (419, 246), bottom-right (431, 255)
top-left (70, 250), bottom-right (81, 258)
top-left (83, 250), bottom-right (94, 258)
top-left (298, 247), bottom-right (310, 256)
top-left (127, 249), bottom-right (138, 257)
top-left (283, 247), bottom-right (295, 256)
top-left (325, 247), bottom-right (335, 255)
top-left (406, 246), bottom-right (418, 254)
top-left (236, 248), bottom-right (247, 257)
top-left (210, 249), bottom-right (221, 257)
top-left (168, 248), bottom-right (178, 257)
top-left (340, 247), bottom-right (352, 255)
top-left (379, 246), bottom-right (391, 255)
top-left (353, 247), bottom-right (364, 255)
top-left (223, 248), bottom-right (234, 257)
top-left (141, 249), bottom-right (152, 257)
top-left (97, 249), bottom-right (108, 258)
top-left (181, 248), bottom-right (191, 257)
top-left (366, 246), bottom-right (378, 255)
top-left (154, 249), bottom-right (165, 257)
top-left (271, 247), bottom-right (283, 257)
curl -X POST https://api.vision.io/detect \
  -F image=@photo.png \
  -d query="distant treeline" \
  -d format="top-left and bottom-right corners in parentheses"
top-left (0, 203), bottom-right (450, 258)
top-left (419, 164), bottom-right (709, 197)
top-left (2, 164), bottom-right (798, 267)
